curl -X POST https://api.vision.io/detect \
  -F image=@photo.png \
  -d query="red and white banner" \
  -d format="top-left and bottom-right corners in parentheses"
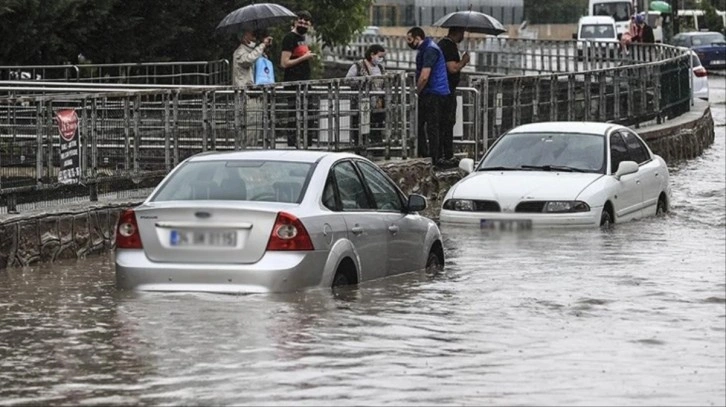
top-left (55, 109), bottom-right (81, 184)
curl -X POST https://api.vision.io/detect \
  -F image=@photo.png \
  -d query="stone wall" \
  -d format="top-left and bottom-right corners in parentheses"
top-left (0, 103), bottom-right (715, 271)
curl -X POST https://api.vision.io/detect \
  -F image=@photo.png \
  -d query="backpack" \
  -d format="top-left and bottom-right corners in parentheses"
top-left (354, 59), bottom-right (384, 77)
top-left (254, 56), bottom-right (275, 85)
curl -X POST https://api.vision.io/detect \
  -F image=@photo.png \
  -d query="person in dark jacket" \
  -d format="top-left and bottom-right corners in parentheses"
top-left (437, 26), bottom-right (470, 166)
top-left (407, 26), bottom-right (450, 166)
top-left (632, 14), bottom-right (655, 44)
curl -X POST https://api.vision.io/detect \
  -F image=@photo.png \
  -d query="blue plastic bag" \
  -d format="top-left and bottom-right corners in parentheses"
top-left (254, 56), bottom-right (275, 85)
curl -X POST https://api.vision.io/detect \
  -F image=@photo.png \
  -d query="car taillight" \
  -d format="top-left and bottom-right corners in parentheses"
top-left (694, 67), bottom-right (708, 77)
top-left (116, 209), bottom-right (143, 249)
top-left (266, 212), bottom-right (314, 251)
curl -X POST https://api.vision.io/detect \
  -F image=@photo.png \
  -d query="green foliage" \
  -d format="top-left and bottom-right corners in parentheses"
top-left (523, 0), bottom-right (588, 24)
top-left (700, 0), bottom-right (725, 33)
top-left (0, 0), bottom-right (372, 66)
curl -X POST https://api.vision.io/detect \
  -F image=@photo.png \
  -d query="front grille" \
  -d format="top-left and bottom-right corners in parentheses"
top-left (474, 200), bottom-right (500, 212)
top-left (516, 201), bottom-right (546, 213)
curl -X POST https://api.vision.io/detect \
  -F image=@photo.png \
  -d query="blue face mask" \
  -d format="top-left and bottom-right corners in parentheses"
top-left (371, 56), bottom-right (383, 66)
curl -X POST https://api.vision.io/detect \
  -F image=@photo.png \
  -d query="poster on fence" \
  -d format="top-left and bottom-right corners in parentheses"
top-left (55, 109), bottom-right (81, 184)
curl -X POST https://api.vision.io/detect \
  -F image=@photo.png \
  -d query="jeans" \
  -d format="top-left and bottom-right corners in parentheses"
top-left (417, 93), bottom-right (447, 163)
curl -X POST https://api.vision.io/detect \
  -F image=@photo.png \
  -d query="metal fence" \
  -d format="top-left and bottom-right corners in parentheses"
top-left (0, 37), bottom-right (692, 213)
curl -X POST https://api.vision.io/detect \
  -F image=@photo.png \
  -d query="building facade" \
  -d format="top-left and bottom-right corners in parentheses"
top-left (371, 0), bottom-right (525, 26)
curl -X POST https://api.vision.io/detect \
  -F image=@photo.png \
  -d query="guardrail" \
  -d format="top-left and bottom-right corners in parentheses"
top-left (0, 37), bottom-right (692, 213)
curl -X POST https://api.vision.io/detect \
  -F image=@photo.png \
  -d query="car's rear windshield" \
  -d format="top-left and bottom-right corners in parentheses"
top-left (150, 160), bottom-right (314, 203)
top-left (580, 24), bottom-right (616, 39)
top-left (691, 33), bottom-right (726, 46)
top-left (480, 132), bottom-right (606, 173)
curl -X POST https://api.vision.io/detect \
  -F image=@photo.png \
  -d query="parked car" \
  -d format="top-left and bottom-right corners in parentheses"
top-left (672, 31), bottom-right (726, 70)
top-left (115, 150), bottom-right (444, 293)
top-left (440, 122), bottom-right (671, 229)
top-left (690, 50), bottom-right (709, 101)
top-left (574, 16), bottom-right (620, 59)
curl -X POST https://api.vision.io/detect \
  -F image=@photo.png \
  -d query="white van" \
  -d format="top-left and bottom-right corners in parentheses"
top-left (576, 16), bottom-right (620, 58)
top-left (589, 0), bottom-right (634, 38)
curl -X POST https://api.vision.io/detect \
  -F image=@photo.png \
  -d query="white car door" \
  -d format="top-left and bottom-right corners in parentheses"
top-left (622, 130), bottom-right (662, 215)
top-left (330, 161), bottom-right (389, 282)
top-left (609, 132), bottom-right (643, 221)
top-left (355, 160), bottom-right (428, 275)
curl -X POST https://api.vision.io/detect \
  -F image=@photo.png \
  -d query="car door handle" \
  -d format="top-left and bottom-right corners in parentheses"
top-left (388, 225), bottom-right (399, 234)
top-left (351, 226), bottom-right (364, 235)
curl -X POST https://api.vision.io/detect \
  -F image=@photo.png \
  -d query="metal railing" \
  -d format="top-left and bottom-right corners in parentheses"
top-left (0, 37), bottom-right (693, 213)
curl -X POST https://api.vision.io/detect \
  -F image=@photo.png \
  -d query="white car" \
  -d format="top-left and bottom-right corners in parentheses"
top-left (575, 15), bottom-right (620, 59)
top-left (440, 122), bottom-right (671, 229)
top-left (115, 150), bottom-right (444, 293)
top-left (690, 50), bottom-right (709, 101)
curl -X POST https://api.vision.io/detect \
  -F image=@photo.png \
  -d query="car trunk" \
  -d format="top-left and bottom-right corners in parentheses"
top-left (133, 202), bottom-right (280, 264)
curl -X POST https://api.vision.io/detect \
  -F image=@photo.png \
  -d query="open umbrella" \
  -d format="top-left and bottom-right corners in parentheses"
top-left (433, 10), bottom-right (507, 35)
top-left (216, 3), bottom-right (297, 35)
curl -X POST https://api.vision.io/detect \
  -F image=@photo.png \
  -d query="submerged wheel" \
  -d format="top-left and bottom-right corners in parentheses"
top-left (656, 197), bottom-right (667, 216)
top-left (332, 264), bottom-right (356, 288)
top-left (600, 208), bottom-right (613, 228)
top-left (425, 251), bottom-right (443, 273)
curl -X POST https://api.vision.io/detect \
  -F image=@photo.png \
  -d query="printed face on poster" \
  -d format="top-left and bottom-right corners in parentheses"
top-left (55, 109), bottom-right (81, 184)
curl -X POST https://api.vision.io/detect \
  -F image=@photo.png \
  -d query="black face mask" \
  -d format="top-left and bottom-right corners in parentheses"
top-left (296, 26), bottom-right (308, 35)
top-left (407, 40), bottom-right (418, 50)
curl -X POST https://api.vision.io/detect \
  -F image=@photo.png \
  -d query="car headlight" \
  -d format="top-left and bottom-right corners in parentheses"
top-left (443, 199), bottom-right (475, 211)
top-left (543, 201), bottom-right (590, 213)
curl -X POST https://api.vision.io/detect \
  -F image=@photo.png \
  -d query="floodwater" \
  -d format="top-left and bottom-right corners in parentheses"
top-left (1, 81), bottom-right (724, 406)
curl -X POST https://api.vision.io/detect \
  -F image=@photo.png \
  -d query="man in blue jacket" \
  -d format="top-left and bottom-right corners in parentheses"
top-left (407, 26), bottom-right (450, 166)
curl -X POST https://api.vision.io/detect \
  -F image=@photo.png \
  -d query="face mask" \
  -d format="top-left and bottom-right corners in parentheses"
top-left (407, 40), bottom-right (418, 50)
top-left (296, 26), bottom-right (308, 35)
top-left (371, 56), bottom-right (383, 65)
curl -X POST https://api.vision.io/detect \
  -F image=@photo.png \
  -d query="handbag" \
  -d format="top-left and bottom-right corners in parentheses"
top-left (254, 56), bottom-right (275, 85)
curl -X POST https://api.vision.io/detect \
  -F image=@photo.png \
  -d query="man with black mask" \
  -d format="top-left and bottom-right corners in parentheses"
top-left (280, 10), bottom-right (316, 147)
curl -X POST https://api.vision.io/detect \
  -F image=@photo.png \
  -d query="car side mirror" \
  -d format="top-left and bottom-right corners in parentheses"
top-left (615, 161), bottom-right (639, 179)
top-left (407, 194), bottom-right (427, 212)
top-left (459, 158), bottom-right (475, 174)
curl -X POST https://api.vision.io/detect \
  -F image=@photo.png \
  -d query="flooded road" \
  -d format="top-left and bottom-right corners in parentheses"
top-left (1, 83), bottom-right (724, 405)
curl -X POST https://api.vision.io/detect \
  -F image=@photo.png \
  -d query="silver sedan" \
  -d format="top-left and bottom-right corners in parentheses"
top-left (115, 150), bottom-right (444, 293)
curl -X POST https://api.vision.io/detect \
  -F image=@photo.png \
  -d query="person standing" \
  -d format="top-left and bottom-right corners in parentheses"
top-left (632, 14), bottom-right (655, 44)
top-left (280, 10), bottom-right (316, 147)
top-left (232, 29), bottom-right (273, 147)
top-left (345, 44), bottom-right (386, 148)
top-left (406, 26), bottom-right (450, 166)
top-left (437, 27), bottom-right (470, 166)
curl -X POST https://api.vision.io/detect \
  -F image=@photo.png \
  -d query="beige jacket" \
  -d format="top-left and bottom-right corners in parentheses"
top-left (232, 41), bottom-right (267, 87)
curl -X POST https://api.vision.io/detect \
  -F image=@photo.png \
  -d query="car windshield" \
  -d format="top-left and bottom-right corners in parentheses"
top-left (581, 24), bottom-right (616, 39)
top-left (593, 2), bottom-right (633, 22)
top-left (150, 160), bottom-right (314, 203)
top-left (691, 33), bottom-right (726, 46)
top-left (479, 132), bottom-right (606, 173)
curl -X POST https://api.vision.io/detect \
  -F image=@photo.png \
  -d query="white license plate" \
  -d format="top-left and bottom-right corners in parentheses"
top-left (711, 60), bottom-right (725, 65)
top-left (480, 219), bottom-right (533, 231)
top-left (169, 230), bottom-right (237, 247)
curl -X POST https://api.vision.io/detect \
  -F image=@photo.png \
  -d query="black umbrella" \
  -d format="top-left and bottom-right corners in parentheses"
top-left (433, 11), bottom-right (507, 35)
top-left (216, 3), bottom-right (297, 35)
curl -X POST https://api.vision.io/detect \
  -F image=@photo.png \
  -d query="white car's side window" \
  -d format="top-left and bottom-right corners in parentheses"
top-left (621, 131), bottom-right (651, 164)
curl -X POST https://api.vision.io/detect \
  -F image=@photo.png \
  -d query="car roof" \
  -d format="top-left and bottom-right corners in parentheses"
top-left (187, 149), bottom-right (361, 163)
top-left (675, 31), bottom-right (724, 37)
top-left (508, 121), bottom-right (620, 134)
top-left (579, 16), bottom-right (616, 24)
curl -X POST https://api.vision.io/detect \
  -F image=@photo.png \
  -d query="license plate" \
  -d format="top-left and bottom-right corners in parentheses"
top-left (711, 60), bottom-right (725, 65)
top-left (170, 230), bottom-right (237, 247)
top-left (480, 219), bottom-right (533, 231)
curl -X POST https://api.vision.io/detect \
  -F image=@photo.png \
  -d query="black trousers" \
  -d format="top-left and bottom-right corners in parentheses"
top-left (440, 94), bottom-right (457, 160)
top-left (417, 93), bottom-right (447, 163)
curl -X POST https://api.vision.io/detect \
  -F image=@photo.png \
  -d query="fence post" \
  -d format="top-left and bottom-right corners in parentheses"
top-left (480, 78), bottom-right (489, 158)
top-left (172, 91), bottom-right (180, 166)
top-left (91, 97), bottom-right (98, 181)
top-left (202, 90), bottom-right (209, 152)
top-left (45, 100), bottom-right (53, 182)
top-left (133, 94), bottom-right (140, 173)
top-left (123, 96), bottom-right (131, 173)
top-left (233, 89), bottom-right (241, 150)
top-left (164, 91), bottom-right (172, 170)
top-left (210, 90), bottom-right (217, 151)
